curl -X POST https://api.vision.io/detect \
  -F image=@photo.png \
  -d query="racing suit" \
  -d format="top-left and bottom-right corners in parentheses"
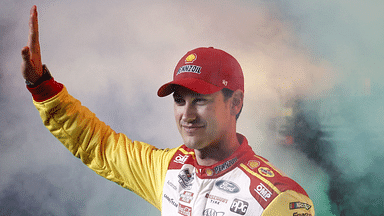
top-left (28, 76), bottom-right (315, 216)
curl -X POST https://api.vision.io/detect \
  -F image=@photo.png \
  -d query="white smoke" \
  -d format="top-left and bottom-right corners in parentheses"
top-left (3, 0), bottom-right (381, 215)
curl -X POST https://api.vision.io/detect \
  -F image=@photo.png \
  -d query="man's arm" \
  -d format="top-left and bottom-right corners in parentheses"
top-left (20, 6), bottom-right (177, 210)
top-left (32, 88), bottom-right (176, 209)
top-left (262, 190), bottom-right (315, 216)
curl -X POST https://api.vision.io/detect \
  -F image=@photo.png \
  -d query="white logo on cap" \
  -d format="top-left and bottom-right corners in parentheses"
top-left (176, 65), bottom-right (202, 75)
top-left (222, 80), bottom-right (228, 86)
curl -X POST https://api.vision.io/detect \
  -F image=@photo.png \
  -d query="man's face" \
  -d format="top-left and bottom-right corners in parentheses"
top-left (173, 86), bottom-right (232, 150)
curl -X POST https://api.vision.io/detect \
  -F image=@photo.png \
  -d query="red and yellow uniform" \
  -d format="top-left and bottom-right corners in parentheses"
top-left (28, 78), bottom-right (315, 215)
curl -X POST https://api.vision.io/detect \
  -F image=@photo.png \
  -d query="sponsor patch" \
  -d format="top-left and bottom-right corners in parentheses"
top-left (203, 208), bottom-right (225, 216)
top-left (174, 154), bottom-right (189, 164)
top-left (185, 54), bottom-right (197, 63)
top-left (213, 157), bottom-right (238, 175)
top-left (230, 198), bottom-right (249, 215)
top-left (289, 202), bottom-right (312, 210)
top-left (254, 183), bottom-right (272, 201)
top-left (258, 167), bottom-right (275, 177)
top-left (178, 203), bottom-right (192, 216)
top-left (178, 168), bottom-right (194, 190)
top-left (176, 65), bottom-right (202, 75)
top-left (206, 169), bottom-right (213, 176)
top-left (179, 191), bottom-right (194, 204)
top-left (163, 194), bottom-right (178, 208)
top-left (293, 213), bottom-right (312, 216)
top-left (205, 193), bottom-right (228, 204)
top-left (167, 180), bottom-right (177, 190)
top-left (215, 180), bottom-right (240, 193)
top-left (247, 160), bottom-right (260, 169)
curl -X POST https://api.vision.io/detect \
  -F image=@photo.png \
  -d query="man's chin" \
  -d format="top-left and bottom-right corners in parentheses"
top-left (183, 139), bottom-right (206, 150)
top-left (184, 142), bottom-right (199, 150)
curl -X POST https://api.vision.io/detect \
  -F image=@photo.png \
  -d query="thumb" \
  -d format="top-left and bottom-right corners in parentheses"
top-left (21, 46), bottom-right (36, 82)
top-left (21, 46), bottom-right (31, 61)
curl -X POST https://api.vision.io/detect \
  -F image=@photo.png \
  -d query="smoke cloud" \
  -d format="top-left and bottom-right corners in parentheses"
top-left (271, 1), bottom-right (384, 215)
top-left (277, 92), bottom-right (384, 215)
top-left (1, 0), bottom-right (382, 215)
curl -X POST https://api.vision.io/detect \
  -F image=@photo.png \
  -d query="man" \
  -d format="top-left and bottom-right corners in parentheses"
top-left (22, 5), bottom-right (315, 216)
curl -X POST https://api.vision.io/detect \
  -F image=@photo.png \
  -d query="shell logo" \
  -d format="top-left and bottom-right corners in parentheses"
top-left (185, 54), bottom-right (197, 63)
top-left (205, 169), bottom-right (213, 176)
top-left (247, 160), bottom-right (260, 169)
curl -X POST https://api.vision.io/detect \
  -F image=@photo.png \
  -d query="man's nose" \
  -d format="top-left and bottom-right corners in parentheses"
top-left (181, 103), bottom-right (197, 123)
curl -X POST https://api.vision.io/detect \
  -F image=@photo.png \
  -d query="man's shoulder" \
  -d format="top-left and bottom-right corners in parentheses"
top-left (237, 153), bottom-right (310, 209)
top-left (166, 145), bottom-right (195, 170)
top-left (240, 154), bottom-right (308, 195)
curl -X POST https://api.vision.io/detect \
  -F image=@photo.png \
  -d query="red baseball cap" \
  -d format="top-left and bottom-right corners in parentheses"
top-left (157, 47), bottom-right (244, 97)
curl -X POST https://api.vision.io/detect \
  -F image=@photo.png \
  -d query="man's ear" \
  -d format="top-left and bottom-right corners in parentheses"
top-left (230, 90), bottom-right (244, 117)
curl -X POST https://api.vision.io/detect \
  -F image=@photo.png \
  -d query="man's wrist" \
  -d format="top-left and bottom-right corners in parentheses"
top-left (26, 65), bottom-right (64, 102)
top-left (25, 65), bottom-right (52, 87)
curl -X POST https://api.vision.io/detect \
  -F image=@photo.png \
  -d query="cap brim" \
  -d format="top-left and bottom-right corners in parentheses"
top-left (157, 78), bottom-right (223, 97)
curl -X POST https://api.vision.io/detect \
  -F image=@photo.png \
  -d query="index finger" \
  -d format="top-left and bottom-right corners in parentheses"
top-left (28, 5), bottom-right (41, 55)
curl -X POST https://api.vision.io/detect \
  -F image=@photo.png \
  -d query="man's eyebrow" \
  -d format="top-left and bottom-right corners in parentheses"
top-left (173, 93), bottom-right (182, 98)
top-left (173, 92), bottom-right (202, 97)
top-left (173, 90), bottom-right (208, 100)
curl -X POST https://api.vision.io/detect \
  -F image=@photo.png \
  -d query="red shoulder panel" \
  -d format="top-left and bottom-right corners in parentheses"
top-left (239, 155), bottom-right (308, 209)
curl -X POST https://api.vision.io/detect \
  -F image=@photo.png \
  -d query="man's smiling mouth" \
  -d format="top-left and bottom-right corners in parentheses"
top-left (181, 124), bottom-right (205, 133)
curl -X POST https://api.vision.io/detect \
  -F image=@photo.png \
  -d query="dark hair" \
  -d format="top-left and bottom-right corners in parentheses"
top-left (221, 88), bottom-right (243, 120)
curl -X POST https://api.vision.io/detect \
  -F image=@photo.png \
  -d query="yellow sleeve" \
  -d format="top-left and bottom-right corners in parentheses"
top-left (262, 190), bottom-right (315, 216)
top-left (33, 87), bottom-right (177, 210)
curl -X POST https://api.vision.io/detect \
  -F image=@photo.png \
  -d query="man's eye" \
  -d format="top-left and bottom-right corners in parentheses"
top-left (194, 98), bottom-right (207, 104)
top-left (174, 98), bottom-right (185, 105)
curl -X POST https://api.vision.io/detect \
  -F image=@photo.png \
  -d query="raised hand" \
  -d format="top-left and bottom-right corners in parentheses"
top-left (21, 5), bottom-right (43, 84)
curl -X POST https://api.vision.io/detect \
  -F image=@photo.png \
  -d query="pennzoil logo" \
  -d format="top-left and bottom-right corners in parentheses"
top-left (185, 54), bottom-right (197, 63)
top-left (214, 157), bottom-right (238, 175)
top-left (289, 202), bottom-right (312, 210)
top-left (176, 65), bottom-right (202, 75)
top-left (258, 167), bottom-right (275, 177)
